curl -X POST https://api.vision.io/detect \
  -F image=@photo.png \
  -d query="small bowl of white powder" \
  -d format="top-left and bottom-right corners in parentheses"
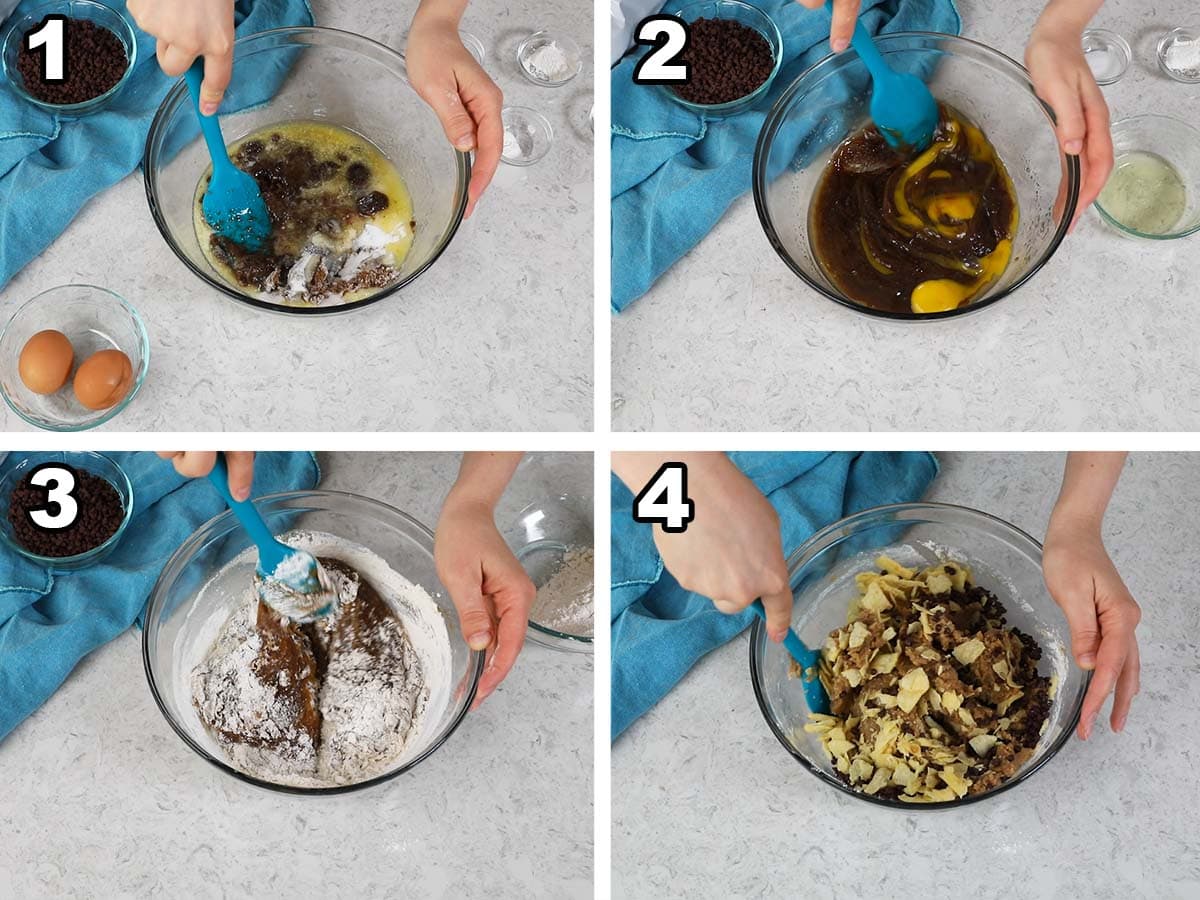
top-left (516, 30), bottom-right (582, 87)
top-left (143, 490), bottom-right (485, 794)
top-left (504, 493), bottom-right (594, 653)
top-left (502, 106), bottom-right (554, 166)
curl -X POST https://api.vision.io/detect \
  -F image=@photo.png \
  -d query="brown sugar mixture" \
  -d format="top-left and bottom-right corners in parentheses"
top-left (192, 557), bottom-right (428, 786)
top-left (799, 557), bottom-right (1052, 803)
top-left (810, 104), bottom-right (1018, 315)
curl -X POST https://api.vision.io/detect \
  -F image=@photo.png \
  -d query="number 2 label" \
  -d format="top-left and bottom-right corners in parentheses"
top-left (632, 16), bottom-right (690, 85)
top-left (633, 462), bottom-right (695, 533)
top-left (25, 15), bottom-right (66, 83)
top-left (26, 464), bottom-right (79, 531)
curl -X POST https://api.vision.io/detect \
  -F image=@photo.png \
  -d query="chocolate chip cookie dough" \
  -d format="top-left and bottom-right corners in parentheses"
top-left (800, 557), bottom-right (1053, 802)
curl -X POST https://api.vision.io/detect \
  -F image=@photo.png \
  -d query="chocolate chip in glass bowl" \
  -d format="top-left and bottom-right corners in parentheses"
top-left (673, 17), bottom-right (774, 106)
top-left (6, 465), bottom-right (125, 558)
top-left (356, 191), bottom-right (390, 216)
top-left (15, 16), bottom-right (129, 106)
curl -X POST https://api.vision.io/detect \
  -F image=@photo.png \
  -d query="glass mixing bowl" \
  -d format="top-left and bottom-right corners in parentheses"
top-left (754, 34), bottom-right (1079, 321)
top-left (143, 27), bottom-right (470, 316)
top-left (143, 490), bottom-right (484, 795)
top-left (750, 502), bottom-right (1088, 809)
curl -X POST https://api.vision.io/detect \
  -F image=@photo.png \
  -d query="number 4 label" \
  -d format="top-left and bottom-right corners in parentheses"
top-left (633, 462), bottom-right (695, 533)
top-left (26, 464), bottom-right (79, 531)
top-left (632, 16), bottom-right (690, 85)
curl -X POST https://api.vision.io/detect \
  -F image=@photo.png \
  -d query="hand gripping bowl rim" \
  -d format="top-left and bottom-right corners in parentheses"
top-left (141, 26), bottom-right (471, 318)
top-left (142, 488), bottom-right (485, 796)
top-left (748, 500), bottom-right (1090, 810)
top-left (751, 31), bottom-right (1081, 322)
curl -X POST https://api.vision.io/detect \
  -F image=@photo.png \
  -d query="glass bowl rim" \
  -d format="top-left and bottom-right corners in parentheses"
top-left (1157, 26), bottom-right (1200, 84)
top-left (748, 499), bottom-right (1090, 810)
top-left (500, 105), bottom-right (555, 167)
top-left (0, 450), bottom-right (134, 566)
top-left (660, 0), bottom-right (784, 115)
top-left (1, 0), bottom-right (139, 114)
top-left (516, 29), bottom-right (583, 86)
top-left (1094, 113), bottom-right (1200, 240)
top-left (1080, 28), bottom-right (1131, 85)
top-left (752, 30), bottom-right (1081, 322)
top-left (0, 283), bottom-right (151, 432)
top-left (141, 25), bottom-right (472, 317)
top-left (141, 487), bottom-right (486, 796)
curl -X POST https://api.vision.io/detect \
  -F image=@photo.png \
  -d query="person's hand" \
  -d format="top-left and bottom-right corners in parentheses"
top-left (1043, 515), bottom-right (1140, 740)
top-left (127, 0), bottom-right (235, 116)
top-left (795, 0), bottom-right (862, 53)
top-left (1025, 16), bottom-right (1113, 231)
top-left (157, 451), bottom-right (255, 501)
top-left (435, 494), bottom-right (535, 708)
top-left (650, 455), bottom-right (793, 640)
top-left (406, 10), bottom-right (503, 217)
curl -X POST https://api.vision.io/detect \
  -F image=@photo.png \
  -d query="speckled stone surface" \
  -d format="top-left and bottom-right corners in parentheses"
top-left (612, 0), bottom-right (1200, 431)
top-left (0, 1), bottom-right (593, 433)
top-left (0, 452), bottom-right (593, 899)
top-left (612, 452), bottom-right (1200, 898)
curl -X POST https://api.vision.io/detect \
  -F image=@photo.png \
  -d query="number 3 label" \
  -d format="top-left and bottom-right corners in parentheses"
top-left (633, 462), bottom-right (695, 533)
top-left (632, 16), bottom-right (690, 85)
top-left (27, 464), bottom-right (78, 531)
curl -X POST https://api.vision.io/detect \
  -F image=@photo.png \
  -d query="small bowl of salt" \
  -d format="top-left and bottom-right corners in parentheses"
top-left (516, 29), bottom-right (582, 86)
top-left (501, 106), bottom-right (554, 166)
top-left (1158, 26), bottom-right (1200, 83)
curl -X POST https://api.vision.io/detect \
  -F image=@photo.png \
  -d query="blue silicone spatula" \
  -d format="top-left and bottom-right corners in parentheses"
top-left (750, 599), bottom-right (830, 715)
top-left (206, 454), bottom-right (337, 622)
top-left (827, 1), bottom-right (938, 151)
top-left (183, 60), bottom-right (272, 252)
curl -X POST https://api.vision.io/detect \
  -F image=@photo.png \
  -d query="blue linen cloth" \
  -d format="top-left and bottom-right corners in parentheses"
top-left (611, 450), bottom-right (938, 738)
top-left (0, 0), bottom-right (313, 290)
top-left (610, 0), bottom-right (961, 311)
top-left (0, 451), bottom-right (319, 743)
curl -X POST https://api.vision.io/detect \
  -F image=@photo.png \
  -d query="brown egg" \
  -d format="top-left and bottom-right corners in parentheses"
top-left (73, 349), bottom-right (134, 410)
top-left (18, 329), bottom-right (75, 395)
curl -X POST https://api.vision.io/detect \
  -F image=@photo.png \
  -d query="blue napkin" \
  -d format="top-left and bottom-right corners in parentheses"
top-left (610, 0), bottom-right (961, 311)
top-left (0, 451), bottom-right (319, 744)
top-left (0, 0), bottom-right (313, 290)
top-left (611, 450), bottom-right (938, 739)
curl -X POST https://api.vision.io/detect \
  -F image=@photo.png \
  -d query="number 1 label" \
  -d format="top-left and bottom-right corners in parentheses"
top-left (25, 15), bottom-right (66, 82)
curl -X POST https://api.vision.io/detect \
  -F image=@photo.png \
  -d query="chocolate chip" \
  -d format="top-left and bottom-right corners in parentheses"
top-left (346, 162), bottom-right (370, 188)
top-left (7, 465), bottom-right (124, 557)
top-left (670, 17), bottom-right (774, 106)
top-left (356, 191), bottom-right (389, 216)
top-left (16, 17), bottom-right (129, 105)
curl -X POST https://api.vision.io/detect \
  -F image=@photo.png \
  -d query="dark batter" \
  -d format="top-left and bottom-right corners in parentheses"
top-left (810, 103), bottom-right (1018, 315)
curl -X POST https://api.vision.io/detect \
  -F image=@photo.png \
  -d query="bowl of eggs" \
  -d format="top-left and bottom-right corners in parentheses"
top-left (0, 284), bottom-right (149, 430)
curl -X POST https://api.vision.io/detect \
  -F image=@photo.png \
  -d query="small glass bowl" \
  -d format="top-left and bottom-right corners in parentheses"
top-left (504, 492), bottom-right (594, 652)
top-left (1095, 114), bottom-right (1200, 240)
top-left (661, 0), bottom-right (783, 117)
top-left (516, 30), bottom-right (582, 86)
top-left (1157, 27), bottom-right (1200, 83)
top-left (1, 0), bottom-right (137, 116)
top-left (501, 106), bottom-right (554, 166)
top-left (1081, 28), bottom-right (1131, 85)
top-left (0, 284), bottom-right (150, 431)
top-left (750, 502), bottom-right (1087, 809)
top-left (460, 30), bottom-right (485, 65)
top-left (0, 451), bottom-right (133, 571)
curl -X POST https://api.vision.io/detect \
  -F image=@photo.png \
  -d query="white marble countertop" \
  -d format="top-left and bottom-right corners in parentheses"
top-left (0, 0), bottom-right (594, 432)
top-left (612, 452), bottom-right (1200, 898)
top-left (0, 451), bottom-right (594, 899)
top-left (612, 0), bottom-right (1200, 431)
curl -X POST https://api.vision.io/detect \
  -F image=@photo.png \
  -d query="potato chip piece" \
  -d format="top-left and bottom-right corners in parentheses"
top-left (969, 734), bottom-right (998, 757)
top-left (882, 626), bottom-right (896, 642)
top-left (926, 571), bottom-right (953, 595)
top-left (876, 556), bottom-right (916, 579)
top-left (848, 620), bottom-right (871, 649)
top-left (849, 757), bottom-right (874, 784)
top-left (953, 638), bottom-right (986, 665)
top-left (872, 651), bottom-right (899, 674)
top-left (941, 690), bottom-right (963, 712)
top-left (863, 767), bottom-right (892, 795)
top-left (860, 580), bottom-right (892, 614)
top-left (892, 761), bottom-right (917, 788)
top-left (897, 666), bottom-right (930, 713)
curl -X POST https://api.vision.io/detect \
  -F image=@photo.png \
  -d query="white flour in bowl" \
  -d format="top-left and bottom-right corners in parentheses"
top-left (185, 531), bottom-right (452, 788)
top-left (530, 545), bottom-right (594, 637)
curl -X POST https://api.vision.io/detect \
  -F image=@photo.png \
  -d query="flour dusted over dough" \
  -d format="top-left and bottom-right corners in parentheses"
top-left (189, 531), bottom-right (451, 788)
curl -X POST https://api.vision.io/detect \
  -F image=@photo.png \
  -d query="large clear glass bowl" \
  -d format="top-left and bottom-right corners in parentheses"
top-left (750, 502), bottom-right (1088, 809)
top-left (753, 33), bottom-right (1079, 321)
top-left (143, 27), bottom-right (470, 316)
top-left (143, 490), bottom-right (484, 795)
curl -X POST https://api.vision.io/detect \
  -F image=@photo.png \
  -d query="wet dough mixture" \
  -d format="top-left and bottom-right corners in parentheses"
top-left (800, 557), bottom-right (1052, 803)
top-left (192, 558), bottom-right (428, 786)
top-left (810, 103), bottom-right (1018, 315)
top-left (194, 121), bottom-right (416, 307)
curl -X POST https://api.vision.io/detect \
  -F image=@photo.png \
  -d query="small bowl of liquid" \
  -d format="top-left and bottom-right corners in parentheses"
top-left (1096, 115), bottom-right (1200, 241)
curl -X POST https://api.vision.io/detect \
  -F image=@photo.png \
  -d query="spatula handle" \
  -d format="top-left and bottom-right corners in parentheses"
top-left (206, 453), bottom-right (286, 573)
top-left (183, 60), bottom-right (233, 169)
